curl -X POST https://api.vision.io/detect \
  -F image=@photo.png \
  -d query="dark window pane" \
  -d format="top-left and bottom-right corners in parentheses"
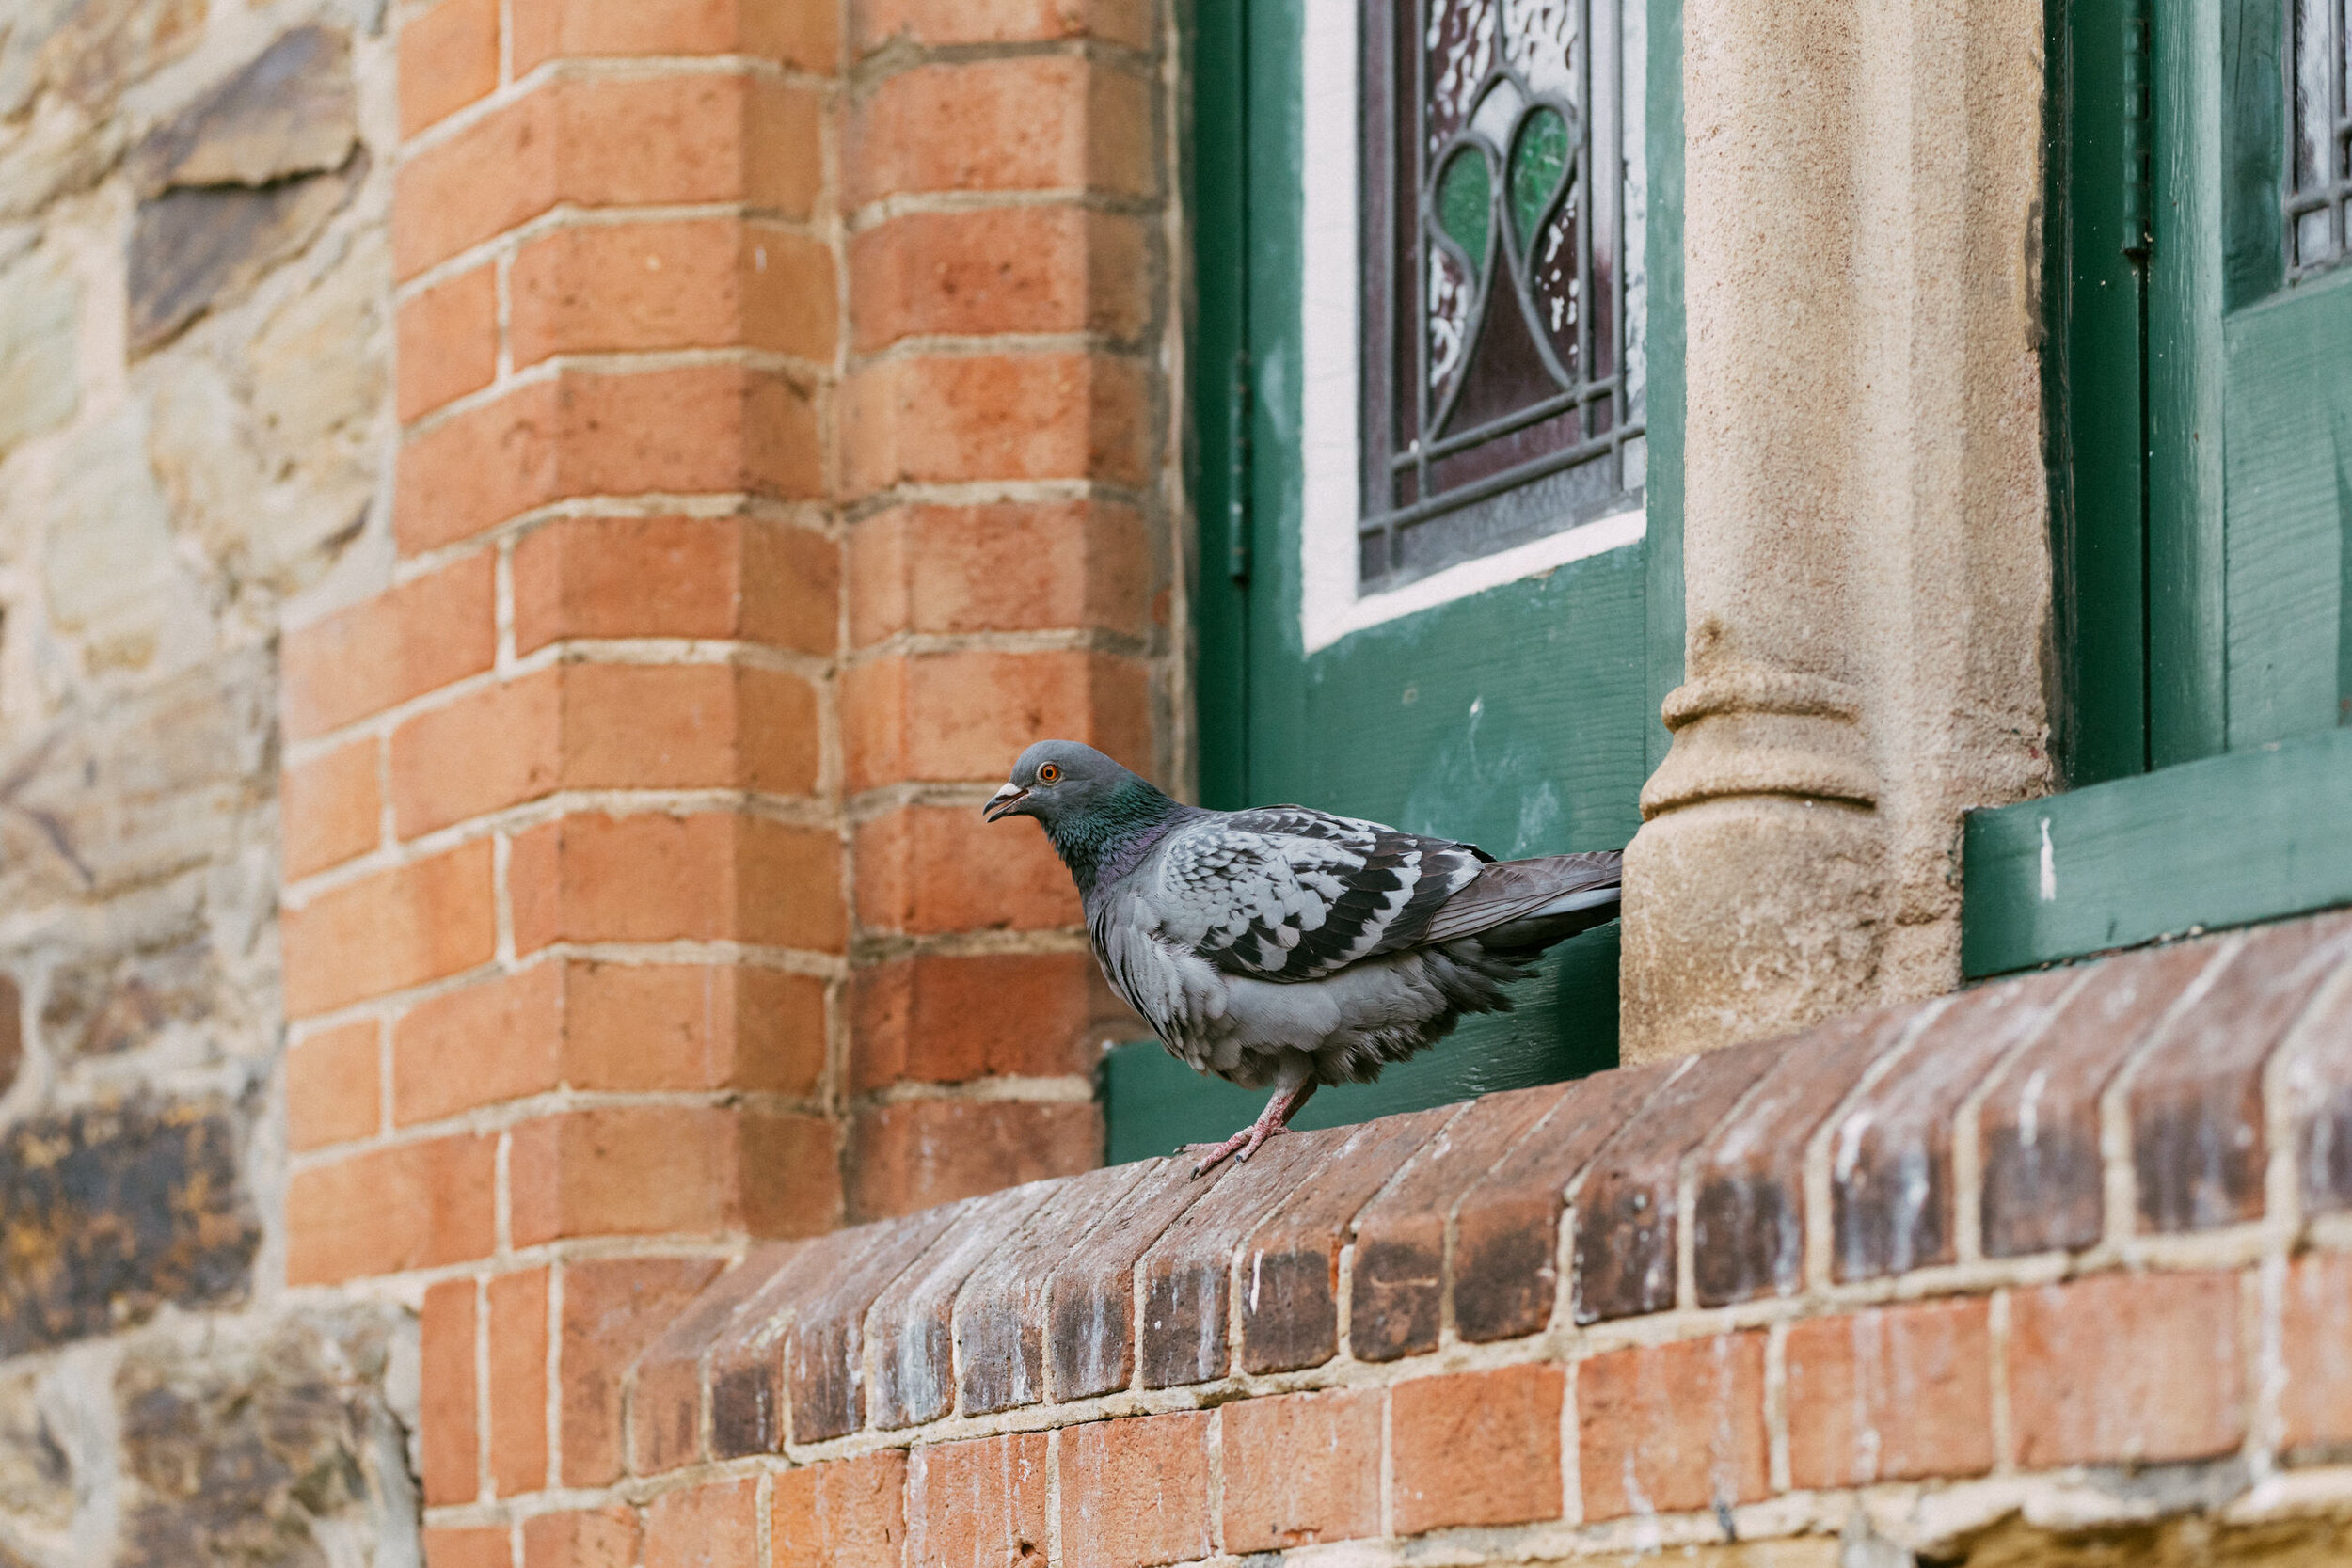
top-left (2288, 0), bottom-right (2351, 276)
top-left (1361, 0), bottom-right (1644, 593)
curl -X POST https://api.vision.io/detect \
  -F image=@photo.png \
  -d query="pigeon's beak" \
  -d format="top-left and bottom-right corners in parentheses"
top-left (982, 782), bottom-right (1029, 822)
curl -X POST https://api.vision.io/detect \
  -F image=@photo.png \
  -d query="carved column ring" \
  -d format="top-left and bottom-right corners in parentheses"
top-left (1660, 665), bottom-right (1864, 730)
top-left (1642, 663), bottom-right (1877, 817)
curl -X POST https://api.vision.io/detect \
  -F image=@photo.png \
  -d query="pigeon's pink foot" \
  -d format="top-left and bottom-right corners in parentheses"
top-left (1184, 1122), bottom-right (1290, 1179)
top-left (1184, 1077), bottom-right (1317, 1179)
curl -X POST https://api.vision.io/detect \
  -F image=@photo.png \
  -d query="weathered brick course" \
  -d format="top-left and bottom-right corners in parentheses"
top-left (903, 1435), bottom-right (1041, 1568)
top-left (1784, 1297), bottom-right (1994, 1486)
top-left (523, 1508), bottom-right (638, 1568)
top-left (2281, 1249), bottom-right (2352, 1460)
top-left (848, 499), bottom-right (1152, 646)
top-left (2129, 911), bottom-right (2352, 1233)
top-left (845, 57), bottom-right (1154, 204)
top-left (2007, 1270), bottom-right (2246, 1466)
top-left (1234, 1104), bottom-right (1462, 1373)
top-left (1829, 967), bottom-right (2074, 1279)
top-left (281, 737), bottom-right (384, 879)
top-left (420, 1280), bottom-right (480, 1506)
top-left (1691, 1006), bottom-right (1916, 1306)
top-left (644, 1478), bottom-right (758, 1568)
top-left (396, 367), bottom-right (821, 555)
top-left (1393, 1365), bottom-right (1565, 1534)
top-left (398, 0), bottom-right (501, 135)
top-left (514, 0), bottom-right (839, 72)
top-left (1579, 1333), bottom-right (1769, 1521)
top-left (1219, 1388), bottom-right (1381, 1551)
top-left (393, 74), bottom-right (821, 280)
top-left (775, 1451), bottom-right (909, 1568)
top-left (1575, 1041), bottom-right (1772, 1322)
top-left (287, 1133), bottom-right (498, 1282)
top-left (282, 839), bottom-right (498, 1016)
top-left (281, 551), bottom-right (496, 739)
top-left (512, 514), bottom-right (840, 657)
top-left (397, 263), bottom-right (499, 420)
top-left (866, 1183), bottom-right (1056, 1428)
top-left (487, 1268), bottom-right (552, 1496)
top-left (1135, 1126), bottom-right (1341, 1388)
top-left (1977, 938), bottom-right (2219, 1256)
top-left (285, 1019), bottom-right (382, 1150)
top-left (1057, 1414), bottom-right (1211, 1568)
top-left (1450, 1061), bottom-right (1672, 1341)
top-left (560, 1258), bottom-right (727, 1487)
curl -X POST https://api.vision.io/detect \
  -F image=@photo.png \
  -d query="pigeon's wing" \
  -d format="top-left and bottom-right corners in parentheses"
top-left (1147, 807), bottom-right (1487, 982)
top-left (1417, 850), bottom-right (1624, 942)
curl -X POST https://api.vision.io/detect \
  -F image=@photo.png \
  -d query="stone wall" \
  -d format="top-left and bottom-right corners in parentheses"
top-left (0, 2), bottom-right (419, 1566)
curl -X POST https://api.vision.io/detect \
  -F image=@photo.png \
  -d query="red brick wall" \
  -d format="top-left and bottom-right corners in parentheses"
top-left (282, 0), bottom-right (1175, 1538)
top-left (557, 913), bottom-right (2349, 1568)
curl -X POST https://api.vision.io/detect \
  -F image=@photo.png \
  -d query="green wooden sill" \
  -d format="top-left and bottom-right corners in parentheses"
top-left (1963, 727), bottom-right (2352, 978)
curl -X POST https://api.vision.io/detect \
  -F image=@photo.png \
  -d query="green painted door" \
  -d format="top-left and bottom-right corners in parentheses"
top-left (1105, 0), bottom-right (1685, 1161)
top-left (2150, 0), bottom-right (2352, 761)
top-left (1962, 0), bottom-right (2352, 975)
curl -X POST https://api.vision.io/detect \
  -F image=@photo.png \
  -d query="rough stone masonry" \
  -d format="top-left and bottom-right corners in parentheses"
top-left (0, 2), bottom-right (419, 1564)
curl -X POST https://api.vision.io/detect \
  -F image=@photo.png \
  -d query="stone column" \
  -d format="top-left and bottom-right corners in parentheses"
top-left (1621, 0), bottom-right (2052, 1061)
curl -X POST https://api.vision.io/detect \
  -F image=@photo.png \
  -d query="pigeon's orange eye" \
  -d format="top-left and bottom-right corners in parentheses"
top-left (1038, 763), bottom-right (1061, 784)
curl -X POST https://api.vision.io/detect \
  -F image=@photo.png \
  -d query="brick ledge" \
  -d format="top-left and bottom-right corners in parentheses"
top-left (617, 906), bottom-right (2352, 1491)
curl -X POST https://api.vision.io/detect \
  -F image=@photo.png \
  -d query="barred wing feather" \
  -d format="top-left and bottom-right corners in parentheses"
top-left (1149, 809), bottom-right (1487, 982)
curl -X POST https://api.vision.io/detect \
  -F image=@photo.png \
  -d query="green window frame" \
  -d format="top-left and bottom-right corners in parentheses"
top-left (1964, 0), bottom-right (2352, 975)
top-left (1103, 0), bottom-right (1687, 1162)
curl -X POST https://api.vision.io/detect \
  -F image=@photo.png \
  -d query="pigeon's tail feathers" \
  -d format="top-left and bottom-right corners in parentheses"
top-left (1420, 850), bottom-right (1623, 956)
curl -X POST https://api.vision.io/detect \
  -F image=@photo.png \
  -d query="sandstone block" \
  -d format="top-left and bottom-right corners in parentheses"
top-left (114, 1315), bottom-right (400, 1567)
top-left (132, 26), bottom-right (354, 195)
top-left (0, 252), bottom-right (78, 453)
top-left (129, 157), bottom-right (364, 355)
top-left (0, 1096), bottom-right (260, 1356)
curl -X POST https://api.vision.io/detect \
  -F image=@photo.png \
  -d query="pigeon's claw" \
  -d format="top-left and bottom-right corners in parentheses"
top-left (1184, 1123), bottom-right (1290, 1180)
top-left (1183, 1076), bottom-right (1316, 1179)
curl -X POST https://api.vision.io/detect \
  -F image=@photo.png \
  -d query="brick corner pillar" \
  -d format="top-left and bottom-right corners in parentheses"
top-left (833, 0), bottom-right (1175, 1220)
top-left (282, 0), bottom-right (847, 1534)
top-left (283, 0), bottom-right (1176, 1542)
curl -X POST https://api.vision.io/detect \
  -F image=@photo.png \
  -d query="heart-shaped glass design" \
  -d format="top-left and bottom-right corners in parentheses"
top-left (1507, 105), bottom-right (1571, 252)
top-left (1437, 145), bottom-right (1493, 273)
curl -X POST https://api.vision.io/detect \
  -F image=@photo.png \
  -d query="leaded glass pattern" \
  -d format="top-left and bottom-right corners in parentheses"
top-left (2290, 0), bottom-right (2352, 274)
top-left (1360, 0), bottom-right (1644, 590)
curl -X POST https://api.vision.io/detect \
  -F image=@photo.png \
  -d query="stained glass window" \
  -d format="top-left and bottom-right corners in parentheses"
top-left (2290, 0), bottom-right (2351, 275)
top-left (1360, 0), bottom-right (1645, 590)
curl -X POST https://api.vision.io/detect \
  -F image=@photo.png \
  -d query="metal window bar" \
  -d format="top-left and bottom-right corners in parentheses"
top-left (2287, 0), bottom-right (2352, 275)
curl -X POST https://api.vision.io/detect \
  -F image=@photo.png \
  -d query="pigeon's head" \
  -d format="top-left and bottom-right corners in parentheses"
top-left (984, 740), bottom-right (1151, 830)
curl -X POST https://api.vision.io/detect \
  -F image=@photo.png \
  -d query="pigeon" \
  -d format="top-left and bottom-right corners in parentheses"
top-left (983, 739), bottom-right (1623, 1176)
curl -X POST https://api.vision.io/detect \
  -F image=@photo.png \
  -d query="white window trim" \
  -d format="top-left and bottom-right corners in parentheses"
top-left (1296, 0), bottom-right (1645, 657)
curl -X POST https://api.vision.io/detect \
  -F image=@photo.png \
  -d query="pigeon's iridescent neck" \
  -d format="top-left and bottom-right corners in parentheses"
top-left (1047, 784), bottom-right (1192, 900)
